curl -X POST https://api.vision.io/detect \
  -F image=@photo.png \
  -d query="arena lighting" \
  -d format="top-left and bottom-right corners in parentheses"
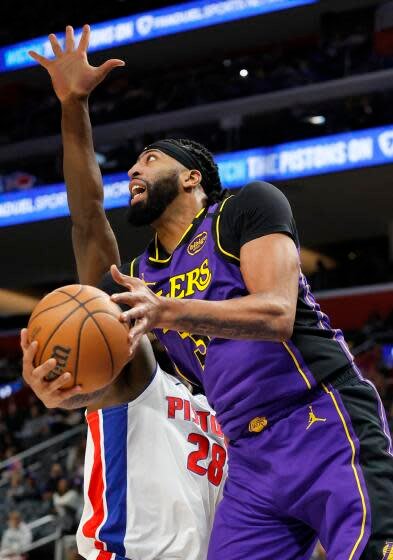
top-left (0, 0), bottom-right (318, 73)
top-left (307, 115), bottom-right (326, 125)
top-left (0, 380), bottom-right (23, 400)
top-left (1, 122), bottom-right (393, 227)
top-left (239, 68), bottom-right (249, 78)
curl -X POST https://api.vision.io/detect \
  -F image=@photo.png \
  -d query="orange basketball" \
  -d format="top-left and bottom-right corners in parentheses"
top-left (27, 285), bottom-right (130, 393)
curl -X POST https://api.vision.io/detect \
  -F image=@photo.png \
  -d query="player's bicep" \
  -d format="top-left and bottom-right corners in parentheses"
top-left (240, 233), bottom-right (299, 312)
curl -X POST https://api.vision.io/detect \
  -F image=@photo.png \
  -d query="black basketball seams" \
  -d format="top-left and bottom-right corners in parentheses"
top-left (29, 285), bottom-right (84, 324)
top-left (55, 290), bottom-right (120, 384)
top-left (36, 294), bottom-right (104, 367)
top-left (74, 311), bottom-right (117, 386)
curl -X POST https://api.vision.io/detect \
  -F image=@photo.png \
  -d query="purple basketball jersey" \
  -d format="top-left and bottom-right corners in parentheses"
top-left (132, 201), bottom-right (354, 440)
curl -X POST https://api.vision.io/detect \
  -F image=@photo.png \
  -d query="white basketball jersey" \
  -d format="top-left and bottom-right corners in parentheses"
top-left (77, 365), bottom-right (227, 560)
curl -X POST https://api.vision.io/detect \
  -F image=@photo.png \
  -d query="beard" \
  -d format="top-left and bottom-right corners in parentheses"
top-left (126, 171), bottom-right (180, 226)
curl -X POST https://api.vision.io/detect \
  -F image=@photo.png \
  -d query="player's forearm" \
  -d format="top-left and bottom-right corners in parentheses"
top-left (62, 97), bottom-right (120, 284)
top-left (159, 294), bottom-right (294, 341)
top-left (61, 97), bottom-right (105, 223)
top-left (72, 230), bottom-right (120, 286)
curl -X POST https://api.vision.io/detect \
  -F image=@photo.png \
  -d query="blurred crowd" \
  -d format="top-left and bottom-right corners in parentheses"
top-left (0, 396), bottom-right (82, 463)
top-left (309, 239), bottom-right (393, 292)
top-left (0, 396), bottom-right (84, 558)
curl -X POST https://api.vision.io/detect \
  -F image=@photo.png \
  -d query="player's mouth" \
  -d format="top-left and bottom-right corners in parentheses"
top-left (129, 180), bottom-right (148, 205)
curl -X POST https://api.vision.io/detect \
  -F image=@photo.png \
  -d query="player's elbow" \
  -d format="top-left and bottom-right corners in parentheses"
top-left (277, 317), bottom-right (294, 341)
top-left (274, 304), bottom-right (295, 341)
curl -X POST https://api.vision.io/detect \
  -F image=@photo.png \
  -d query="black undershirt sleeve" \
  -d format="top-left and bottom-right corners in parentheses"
top-left (98, 262), bottom-right (133, 309)
top-left (218, 181), bottom-right (299, 259)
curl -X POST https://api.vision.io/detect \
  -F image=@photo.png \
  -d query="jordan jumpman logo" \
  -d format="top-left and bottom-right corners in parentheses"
top-left (306, 406), bottom-right (327, 430)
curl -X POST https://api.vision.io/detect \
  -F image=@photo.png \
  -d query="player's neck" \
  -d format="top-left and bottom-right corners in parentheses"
top-left (153, 193), bottom-right (207, 254)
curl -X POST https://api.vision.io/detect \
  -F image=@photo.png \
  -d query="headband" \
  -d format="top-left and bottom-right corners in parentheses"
top-left (143, 140), bottom-right (204, 179)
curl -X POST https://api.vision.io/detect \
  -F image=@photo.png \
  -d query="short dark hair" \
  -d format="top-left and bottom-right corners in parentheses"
top-left (160, 138), bottom-right (225, 205)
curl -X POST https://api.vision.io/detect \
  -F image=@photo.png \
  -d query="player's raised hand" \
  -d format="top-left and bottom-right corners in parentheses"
top-left (110, 265), bottom-right (165, 356)
top-left (28, 24), bottom-right (125, 103)
top-left (21, 328), bottom-right (82, 409)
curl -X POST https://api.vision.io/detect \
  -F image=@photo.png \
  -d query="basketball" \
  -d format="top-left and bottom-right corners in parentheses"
top-left (27, 285), bottom-right (130, 393)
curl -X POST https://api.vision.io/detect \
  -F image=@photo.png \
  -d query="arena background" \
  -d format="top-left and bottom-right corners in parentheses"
top-left (0, 0), bottom-right (392, 558)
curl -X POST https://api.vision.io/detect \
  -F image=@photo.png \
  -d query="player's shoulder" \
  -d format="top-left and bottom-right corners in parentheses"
top-left (221, 181), bottom-right (290, 216)
top-left (158, 367), bottom-right (193, 394)
top-left (235, 181), bottom-right (290, 205)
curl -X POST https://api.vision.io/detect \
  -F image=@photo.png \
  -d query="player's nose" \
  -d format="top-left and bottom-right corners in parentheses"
top-left (127, 161), bottom-right (141, 178)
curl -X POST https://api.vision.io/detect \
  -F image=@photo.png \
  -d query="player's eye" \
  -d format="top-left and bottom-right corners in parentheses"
top-left (146, 154), bottom-right (157, 162)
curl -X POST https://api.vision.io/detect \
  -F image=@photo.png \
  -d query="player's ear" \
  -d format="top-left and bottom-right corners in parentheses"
top-left (181, 169), bottom-right (202, 192)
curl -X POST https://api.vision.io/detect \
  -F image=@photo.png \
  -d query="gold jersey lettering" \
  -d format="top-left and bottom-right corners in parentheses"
top-left (169, 273), bottom-right (186, 298)
top-left (151, 259), bottom-right (212, 299)
top-left (185, 268), bottom-right (200, 296)
top-left (198, 258), bottom-right (211, 290)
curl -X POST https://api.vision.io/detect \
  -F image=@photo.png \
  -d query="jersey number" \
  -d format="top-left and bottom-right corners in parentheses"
top-left (187, 433), bottom-right (226, 486)
top-left (176, 332), bottom-right (210, 370)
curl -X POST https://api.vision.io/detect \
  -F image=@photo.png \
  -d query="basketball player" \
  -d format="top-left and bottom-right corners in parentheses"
top-left (29, 25), bottom-right (393, 560)
top-left (22, 26), bottom-right (227, 560)
top-left (21, 331), bottom-right (226, 560)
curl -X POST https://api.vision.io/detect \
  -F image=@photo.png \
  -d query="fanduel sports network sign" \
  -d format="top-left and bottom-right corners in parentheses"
top-left (1, 124), bottom-right (393, 227)
top-left (0, 0), bottom-right (317, 72)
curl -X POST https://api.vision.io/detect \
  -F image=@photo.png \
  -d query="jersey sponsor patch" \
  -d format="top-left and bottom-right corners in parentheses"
top-left (187, 231), bottom-right (208, 256)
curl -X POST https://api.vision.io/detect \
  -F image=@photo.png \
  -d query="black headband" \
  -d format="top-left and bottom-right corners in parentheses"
top-left (143, 140), bottom-right (204, 179)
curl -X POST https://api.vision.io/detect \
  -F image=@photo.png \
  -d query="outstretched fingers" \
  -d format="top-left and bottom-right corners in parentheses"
top-left (77, 24), bottom-right (91, 53)
top-left (65, 25), bottom-right (75, 52)
top-left (97, 59), bottom-right (126, 79)
top-left (28, 50), bottom-right (50, 68)
top-left (49, 33), bottom-right (63, 57)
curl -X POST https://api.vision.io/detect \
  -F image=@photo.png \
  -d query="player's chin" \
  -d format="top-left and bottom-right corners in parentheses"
top-left (126, 201), bottom-right (152, 226)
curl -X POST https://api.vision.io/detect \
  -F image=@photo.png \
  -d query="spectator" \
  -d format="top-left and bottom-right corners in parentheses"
top-left (23, 477), bottom-right (40, 502)
top-left (65, 438), bottom-right (85, 488)
top-left (5, 402), bottom-right (23, 437)
top-left (0, 511), bottom-right (32, 560)
top-left (18, 403), bottom-right (50, 447)
top-left (1, 447), bottom-right (22, 483)
top-left (44, 463), bottom-right (64, 494)
top-left (53, 479), bottom-right (82, 534)
top-left (46, 409), bottom-right (71, 435)
top-left (6, 472), bottom-right (28, 505)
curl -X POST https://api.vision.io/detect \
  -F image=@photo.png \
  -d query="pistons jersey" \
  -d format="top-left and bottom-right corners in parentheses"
top-left (77, 365), bottom-right (227, 560)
